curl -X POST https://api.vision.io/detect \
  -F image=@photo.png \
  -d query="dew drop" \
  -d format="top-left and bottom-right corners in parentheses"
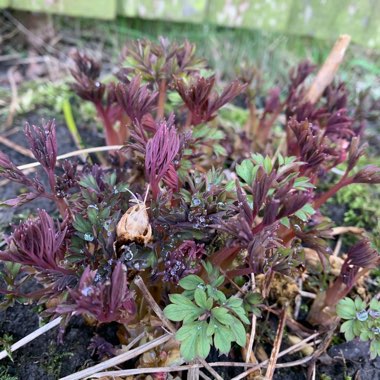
top-left (81, 286), bottom-right (93, 296)
top-left (84, 233), bottom-right (94, 242)
top-left (192, 198), bottom-right (201, 206)
top-left (356, 309), bottom-right (368, 321)
top-left (369, 310), bottom-right (380, 319)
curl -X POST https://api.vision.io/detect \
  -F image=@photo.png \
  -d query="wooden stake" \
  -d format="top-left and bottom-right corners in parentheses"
top-left (304, 35), bottom-right (351, 104)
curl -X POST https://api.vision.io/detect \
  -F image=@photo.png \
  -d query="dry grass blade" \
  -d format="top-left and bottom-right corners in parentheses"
top-left (231, 332), bottom-right (320, 380)
top-left (265, 307), bottom-right (287, 379)
top-left (331, 226), bottom-right (365, 235)
top-left (0, 317), bottom-right (62, 360)
top-left (0, 135), bottom-right (34, 158)
top-left (304, 34), bottom-right (351, 104)
top-left (245, 274), bottom-right (257, 365)
top-left (60, 333), bottom-right (171, 380)
top-left (16, 145), bottom-right (123, 171)
top-left (197, 357), bottom-right (223, 380)
top-left (134, 275), bottom-right (176, 334)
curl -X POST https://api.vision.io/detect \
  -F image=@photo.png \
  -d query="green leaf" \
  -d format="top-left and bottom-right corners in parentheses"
top-left (214, 324), bottom-right (233, 354)
top-left (87, 206), bottom-right (98, 225)
top-left (340, 320), bottom-right (356, 341)
top-left (230, 316), bottom-right (247, 347)
top-left (212, 275), bottom-right (225, 288)
top-left (196, 322), bottom-right (211, 358)
top-left (176, 324), bottom-right (197, 341)
top-left (280, 217), bottom-right (290, 228)
top-left (169, 293), bottom-right (197, 306)
top-left (370, 298), bottom-right (380, 311)
top-left (354, 297), bottom-right (367, 311)
top-left (194, 288), bottom-right (209, 309)
top-left (73, 215), bottom-right (92, 234)
top-left (179, 275), bottom-right (205, 290)
top-left (337, 298), bottom-right (357, 320)
top-left (225, 297), bottom-right (243, 308)
top-left (179, 325), bottom-right (198, 360)
top-left (230, 305), bottom-right (250, 324)
top-left (263, 156), bottom-right (272, 174)
top-left (214, 144), bottom-right (227, 157)
top-left (212, 307), bottom-right (234, 325)
top-left (164, 296), bottom-right (202, 322)
top-left (236, 159), bottom-right (254, 184)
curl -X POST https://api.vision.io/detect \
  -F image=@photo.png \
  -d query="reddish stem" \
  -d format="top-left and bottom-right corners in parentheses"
top-left (313, 175), bottom-right (351, 209)
top-left (156, 79), bottom-right (167, 120)
top-left (96, 104), bottom-right (120, 147)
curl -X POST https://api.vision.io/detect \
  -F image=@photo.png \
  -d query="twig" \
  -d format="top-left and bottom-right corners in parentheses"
top-left (333, 237), bottom-right (343, 256)
top-left (300, 291), bottom-right (316, 299)
top-left (197, 357), bottom-right (223, 380)
top-left (0, 317), bottom-right (62, 360)
top-left (245, 274), bottom-right (257, 364)
top-left (17, 145), bottom-right (123, 171)
top-left (0, 135), bottom-right (34, 159)
top-left (199, 371), bottom-right (212, 380)
top-left (265, 307), bottom-right (286, 379)
top-left (304, 34), bottom-right (351, 104)
top-left (61, 333), bottom-right (172, 380)
top-left (188, 366), bottom-right (200, 380)
top-left (331, 226), bottom-right (364, 236)
top-left (134, 275), bottom-right (176, 334)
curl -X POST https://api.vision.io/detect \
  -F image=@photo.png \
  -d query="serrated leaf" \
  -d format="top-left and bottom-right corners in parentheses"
top-left (196, 322), bottom-right (211, 358)
top-left (337, 298), bottom-right (356, 319)
top-left (263, 156), bottom-right (272, 173)
top-left (176, 324), bottom-right (197, 341)
top-left (214, 144), bottom-right (227, 157)
top-left (214, 324), bottom-right (233, 354)
top-left (280, 217), bottom-right (290, 228)
top-left (194, 288), bottom-right (209, 309)
top-left (164, 304), bottom-right (198, 322)
top-left (225, 297), bottom-right (243, 308)
top-left (179, 325), bottom-right (198, 360)
top-left (230, 316), bottom-right (247, 347)
top-left (212, 307), bottom-right (234, 325)
top-left (236, 159), bottom-right (254, 184)
top-left (340, 320), bottom-right (356, 341)
top-left (73, 215), bottom-right (92, 234)
top-left (212, 275), bottom-right (225, 288)
top-left (179, 275), bottom-right (205, 290)
top-left (230, 306), bottom-right (250, 324)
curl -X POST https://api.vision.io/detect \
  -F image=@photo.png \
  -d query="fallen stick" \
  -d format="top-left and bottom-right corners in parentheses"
top-left (0, 317), bottom-right (62, 360)
top-left (304, 34), bottom-right (351, 104)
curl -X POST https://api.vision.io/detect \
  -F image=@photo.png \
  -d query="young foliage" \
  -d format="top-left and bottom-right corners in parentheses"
top-left (164, 263), bottom-right (250, 360)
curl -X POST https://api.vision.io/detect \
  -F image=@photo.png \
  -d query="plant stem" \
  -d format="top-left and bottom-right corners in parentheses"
top-left (313, 175), bottom-right (351, 209)
top-left (156, 79), bottom-right (167, 120)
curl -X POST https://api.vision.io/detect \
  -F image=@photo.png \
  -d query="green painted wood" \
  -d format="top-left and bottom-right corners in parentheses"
top-left (117, 0), bottom-right (207, 23)
top-left (4, 0), bottom-right (379, 49)
top-left (207, 0), bottom-right (293, 32)
top-left (10, 0), bottom-right (116, 20)
top-left (0, 0), bottom-right (10, 8)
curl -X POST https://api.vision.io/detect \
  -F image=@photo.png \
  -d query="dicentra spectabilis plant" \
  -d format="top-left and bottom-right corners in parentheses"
top-left (0, 37), bottom-right (379, 369)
